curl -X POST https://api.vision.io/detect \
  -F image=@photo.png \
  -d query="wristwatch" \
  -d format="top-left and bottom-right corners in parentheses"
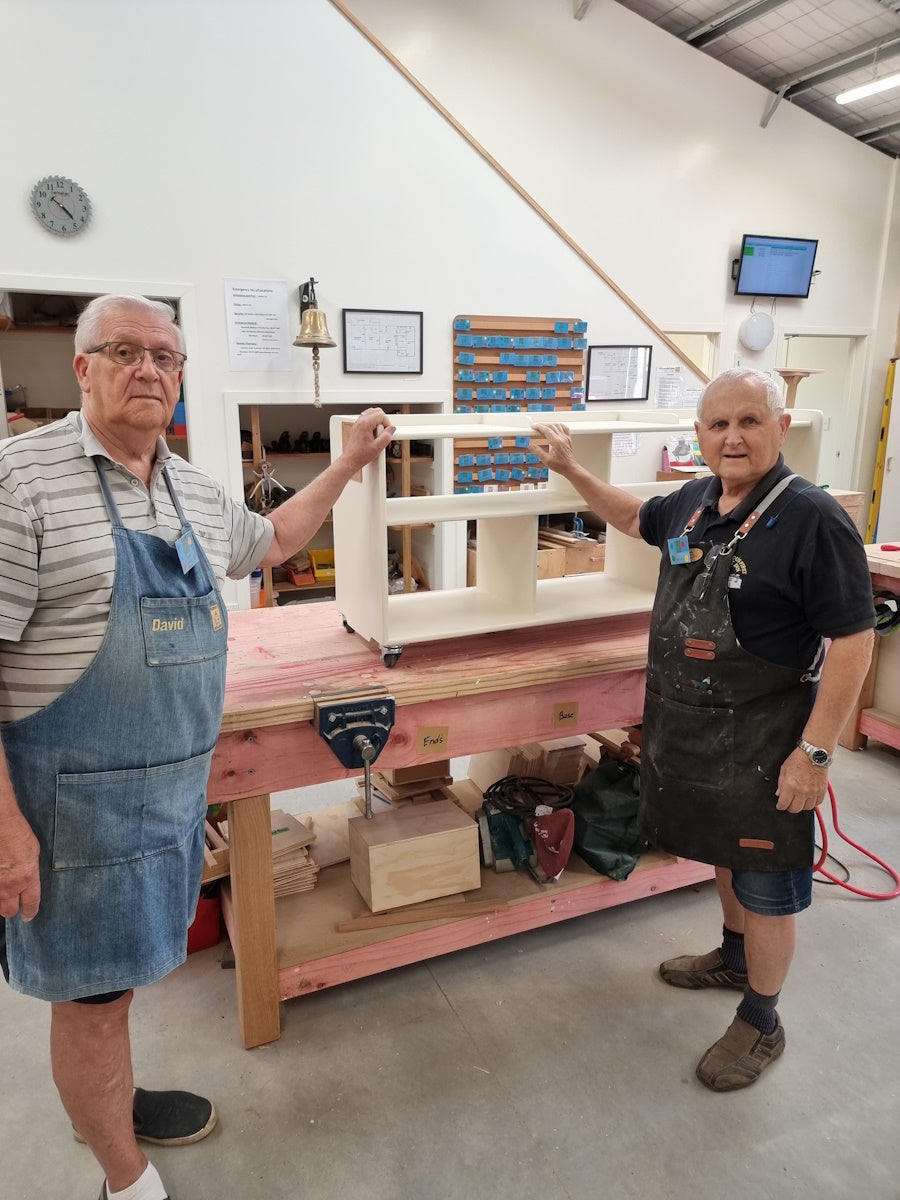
top-left (797, 739), bottom-right (832, 768)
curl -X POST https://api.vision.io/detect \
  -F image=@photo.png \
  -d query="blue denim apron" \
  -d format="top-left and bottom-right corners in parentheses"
top-left (2, 460), bottom-right (227, 1000)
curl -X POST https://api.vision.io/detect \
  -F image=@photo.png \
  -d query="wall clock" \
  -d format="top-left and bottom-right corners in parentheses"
top-left (30, 175), bottom-right (92, 237)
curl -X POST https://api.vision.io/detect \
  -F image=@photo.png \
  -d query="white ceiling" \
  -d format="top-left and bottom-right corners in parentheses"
top-left (605, 0), bottom-right (900, 157)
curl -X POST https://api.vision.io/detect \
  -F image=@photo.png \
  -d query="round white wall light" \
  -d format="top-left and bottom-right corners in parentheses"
top-left (738, 311), bottom-right (775, 352)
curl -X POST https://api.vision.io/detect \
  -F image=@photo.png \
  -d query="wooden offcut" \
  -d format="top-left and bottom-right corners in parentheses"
top-left (348, 798), bottom-right (481, 913)
top-left (538, 528), bottom-right (605, 575)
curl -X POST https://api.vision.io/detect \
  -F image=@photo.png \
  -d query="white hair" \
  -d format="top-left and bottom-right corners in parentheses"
top-left (75, 294), bottom-right (185, 355)
top-left (696, 367), bottom-right (784, 421)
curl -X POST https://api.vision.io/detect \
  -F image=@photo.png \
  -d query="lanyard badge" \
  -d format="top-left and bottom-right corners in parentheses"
top-left (176, 531), bottom-right (200, 574)
top-left (668, 535), bottom-right (693, 565)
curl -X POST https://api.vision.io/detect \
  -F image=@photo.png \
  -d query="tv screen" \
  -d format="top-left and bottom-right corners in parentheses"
top-left (734, 234), bottom-right (818, 298)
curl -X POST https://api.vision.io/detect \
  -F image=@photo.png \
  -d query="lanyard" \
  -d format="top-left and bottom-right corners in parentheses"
top-left (669, 475), bottom-right (797, 568)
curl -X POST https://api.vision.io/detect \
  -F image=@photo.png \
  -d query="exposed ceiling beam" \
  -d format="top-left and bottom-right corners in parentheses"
top-left (856, 113), bottom-right (900, 141)
top-left (770, 32), bottom-right (900, 99)
top-left (681, 0), bottom-right (790, 49)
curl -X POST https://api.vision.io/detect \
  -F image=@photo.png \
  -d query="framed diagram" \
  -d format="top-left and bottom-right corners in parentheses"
top-left (342, 308), bottom-right (423, 374)
top-left (586, 344), bottom-right (652, 402)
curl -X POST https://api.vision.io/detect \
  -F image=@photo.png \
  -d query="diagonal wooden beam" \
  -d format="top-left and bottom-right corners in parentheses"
top-left (329, 0), bottom-right (709, 383)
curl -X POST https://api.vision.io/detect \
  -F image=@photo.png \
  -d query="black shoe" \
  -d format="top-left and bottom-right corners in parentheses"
top-left (77, 1087), bottom-right (217, 1148)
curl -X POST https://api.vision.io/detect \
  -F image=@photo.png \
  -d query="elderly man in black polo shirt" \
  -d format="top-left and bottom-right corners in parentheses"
top-left (533, 366), bottom-right (874, 1091)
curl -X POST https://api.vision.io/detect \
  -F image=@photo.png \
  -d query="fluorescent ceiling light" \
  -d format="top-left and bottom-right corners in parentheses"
top-left (836, 71), bottom-right (900, 105)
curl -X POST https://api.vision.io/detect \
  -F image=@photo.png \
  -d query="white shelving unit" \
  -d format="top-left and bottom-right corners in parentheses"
top-left (330, 409), bottom-right (822, 662)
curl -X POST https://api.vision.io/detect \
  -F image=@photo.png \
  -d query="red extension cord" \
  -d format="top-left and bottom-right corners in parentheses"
top-left (814, 781), bottom-right (900, 899)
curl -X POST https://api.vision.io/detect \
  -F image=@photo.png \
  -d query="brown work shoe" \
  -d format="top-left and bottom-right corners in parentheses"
top-left (695, 1014), bottom-right (785, 1091)
top-left (659, 948), bottom-right (748, 990)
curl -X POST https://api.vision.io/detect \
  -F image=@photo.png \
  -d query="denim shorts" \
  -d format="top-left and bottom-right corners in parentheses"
top-left (731, 866), bottom-right (813, 915)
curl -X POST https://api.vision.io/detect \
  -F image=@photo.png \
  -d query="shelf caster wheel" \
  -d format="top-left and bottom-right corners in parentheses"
top-left (381, 647), bottom-right (403, 668)
top-left (342, 617), bottom-right (355, 633)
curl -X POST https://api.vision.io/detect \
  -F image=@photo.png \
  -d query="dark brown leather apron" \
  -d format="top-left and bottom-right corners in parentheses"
top-left (639, 478), bottom-right (817, 871)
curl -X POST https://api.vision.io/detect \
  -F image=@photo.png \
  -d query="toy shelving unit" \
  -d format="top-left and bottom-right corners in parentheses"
top-left (330, 410), bottom-right (824, 663)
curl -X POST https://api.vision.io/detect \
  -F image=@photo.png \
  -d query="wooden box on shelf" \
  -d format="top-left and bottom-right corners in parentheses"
top-left (348, 798), bottom-right (481, 913)
top-left (466, 545), bottom-right (565, 586)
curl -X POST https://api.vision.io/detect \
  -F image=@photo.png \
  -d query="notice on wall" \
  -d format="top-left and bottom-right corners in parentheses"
top-left (225, 279), bottom-right (292, 371)
top-left (654, 365), bottom-right (687, 408)
top-left (612, 432), bottom-right (640, 457)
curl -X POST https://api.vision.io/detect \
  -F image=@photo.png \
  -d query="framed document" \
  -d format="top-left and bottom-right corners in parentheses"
top-left (342, 308), bottom-right (423, 374)
top-left (586, 344), bottom-right (652, 402)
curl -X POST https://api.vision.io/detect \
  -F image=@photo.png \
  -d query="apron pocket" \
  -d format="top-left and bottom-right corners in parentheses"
top-left (643, 687), bottom-right (735, 792)
top-left (141, 590), bottom-right (227, 666)
top-left (53, 750), bottom-right (214, 869)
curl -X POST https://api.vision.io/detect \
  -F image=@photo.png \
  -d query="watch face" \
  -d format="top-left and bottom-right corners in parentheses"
top-left (30, 176), bottom-right (91, 237)
top-left (811, 748), bottom-right (829, 766)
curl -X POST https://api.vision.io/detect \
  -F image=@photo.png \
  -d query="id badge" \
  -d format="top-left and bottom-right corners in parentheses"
top-left (176, 531), bottom-right (200, 574)
top-left (668, 535), bottom-right (692, 565)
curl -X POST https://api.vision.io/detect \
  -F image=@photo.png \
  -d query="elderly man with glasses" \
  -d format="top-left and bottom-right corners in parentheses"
top-left (0, 294), bottom-right (395, 1200)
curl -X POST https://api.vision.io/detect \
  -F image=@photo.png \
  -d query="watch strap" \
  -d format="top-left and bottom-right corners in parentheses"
top-left (797, 738), bottom-right (833, 767)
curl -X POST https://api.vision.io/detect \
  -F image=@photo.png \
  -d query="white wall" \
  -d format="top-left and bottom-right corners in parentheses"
top-left (1, 0), bottom-right (897, 524)
top-left (343, 0), bottom-right (900, 489)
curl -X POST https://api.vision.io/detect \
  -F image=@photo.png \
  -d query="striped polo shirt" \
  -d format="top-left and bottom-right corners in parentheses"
top-left (0, 411), bottom-right (273, 722)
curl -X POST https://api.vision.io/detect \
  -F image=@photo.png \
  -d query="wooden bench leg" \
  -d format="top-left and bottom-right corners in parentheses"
top-left (221, 793), bottom-right (280, 1048)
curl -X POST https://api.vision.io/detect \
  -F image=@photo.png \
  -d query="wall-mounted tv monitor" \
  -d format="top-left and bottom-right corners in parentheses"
top-left (734, 234), bottom-right (818, 298)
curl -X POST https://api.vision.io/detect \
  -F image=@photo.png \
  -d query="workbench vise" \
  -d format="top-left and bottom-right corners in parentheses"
top-left (311, 685), bottom-right (395, 818)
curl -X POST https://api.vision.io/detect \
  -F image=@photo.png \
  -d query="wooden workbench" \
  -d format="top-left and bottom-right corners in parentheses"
top-left (209, 603), bottom-right (714, 1049)
top-left (842, 545), bottom-right (900, 751)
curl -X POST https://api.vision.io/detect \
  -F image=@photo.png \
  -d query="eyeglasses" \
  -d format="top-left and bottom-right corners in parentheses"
top-left (87, 341), bottom-right (186, 374)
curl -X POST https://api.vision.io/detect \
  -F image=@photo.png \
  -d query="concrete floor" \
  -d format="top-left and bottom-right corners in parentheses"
top-left (3, 743), bottom-right (900, 1200)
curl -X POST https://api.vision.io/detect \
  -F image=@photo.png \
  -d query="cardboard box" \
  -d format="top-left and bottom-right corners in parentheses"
top-left (348, 798), bottom-right (481, 912)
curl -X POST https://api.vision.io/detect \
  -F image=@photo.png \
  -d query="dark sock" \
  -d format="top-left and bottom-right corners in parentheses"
top-left (737, 985), bottom-right (779, 1035)
top-left (720, 925), bottom-right (746, 974)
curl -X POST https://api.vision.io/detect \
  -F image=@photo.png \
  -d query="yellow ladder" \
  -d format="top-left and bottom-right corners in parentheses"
top-left (866, 359), bottom-right (896, 543)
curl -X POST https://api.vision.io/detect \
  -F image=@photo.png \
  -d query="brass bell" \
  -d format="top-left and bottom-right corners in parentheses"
top-left (294, 281), bottom-right (336, 407)
top-left (293, 306), bottom-right (336, 349)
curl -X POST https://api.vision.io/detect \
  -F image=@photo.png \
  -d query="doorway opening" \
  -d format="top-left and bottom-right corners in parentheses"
top-left (0, 278), bottom-right (192, 456)
top-left (780, 333), bottom-right (867, 491)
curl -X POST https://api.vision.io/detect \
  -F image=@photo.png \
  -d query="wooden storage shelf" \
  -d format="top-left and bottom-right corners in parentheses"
top-left (332, 410), bottom-right (822, 659)
top-left (269, 846), bottom-right (710, 988)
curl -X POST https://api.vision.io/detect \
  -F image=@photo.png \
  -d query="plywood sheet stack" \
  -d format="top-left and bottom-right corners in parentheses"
top-left (268, 809), bottom-right (319, 897)
top-left (219, 808), bottom-right (319, 897)
top-left (352, 759), bottom-right (454, 813)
